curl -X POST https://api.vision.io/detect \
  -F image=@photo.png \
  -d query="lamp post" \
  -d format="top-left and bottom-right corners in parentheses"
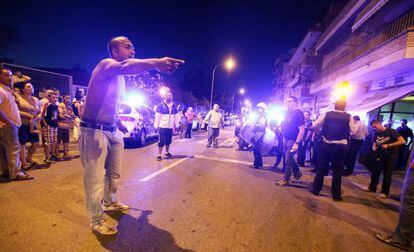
top-left (231, 87), bottom-right (246, 113)
top-left (209, 57), bottom-right (236, 110)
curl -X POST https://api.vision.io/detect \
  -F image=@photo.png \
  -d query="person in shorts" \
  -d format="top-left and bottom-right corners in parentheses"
top-left (154, 88), bottom-right (180, 161)
top-left (42, 92), bottom-right (59, 162)
top-left (58, 95), bottom-right (75, 160)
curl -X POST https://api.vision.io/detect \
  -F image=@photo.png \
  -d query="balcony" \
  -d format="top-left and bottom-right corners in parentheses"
top-left (322, 9), bottom-right (414, 78)
top-left (311, 8), bottom-right (414, 94)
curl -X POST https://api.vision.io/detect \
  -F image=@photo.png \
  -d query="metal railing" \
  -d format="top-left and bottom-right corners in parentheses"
top-left (320, 8), bottom-right (414, 79)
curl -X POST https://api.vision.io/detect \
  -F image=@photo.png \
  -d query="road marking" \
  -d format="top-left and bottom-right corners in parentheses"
top-left (139, 157), bottom-right (190, 182)
top-left (349, 181), bottom-right (366, 189)
top-left (194, 154), bottom-right (253, 166)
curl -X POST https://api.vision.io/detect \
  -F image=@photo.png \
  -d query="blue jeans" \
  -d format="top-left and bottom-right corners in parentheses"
top-left (392, 167), bottom-right (414, 245)
top-left (283, 139), bottom-right (301, 181)
top-left (79, 127), bottom-right (124, 224)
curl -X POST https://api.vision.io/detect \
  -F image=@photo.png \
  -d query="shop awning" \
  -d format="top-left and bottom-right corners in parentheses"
top-left (320, 84), bottom-right (414, 114)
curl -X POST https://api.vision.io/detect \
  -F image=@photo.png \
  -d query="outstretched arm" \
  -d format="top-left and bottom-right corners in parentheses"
top-left (100, 57), bottom-right (185, 77)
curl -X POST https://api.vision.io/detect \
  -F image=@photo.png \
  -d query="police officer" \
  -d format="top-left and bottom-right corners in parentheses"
top-left (249, 102), bottom-right (268, 168)
top-left (311, 99), bottom-right (356, 201)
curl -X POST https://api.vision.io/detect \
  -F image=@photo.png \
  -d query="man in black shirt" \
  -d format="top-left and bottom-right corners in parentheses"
top-left (276, 96), bottom-right (305, 186)
top-left (311, 100), bottom-right (356, 201)
top-left (397, 119), bottom-right (413, 170)
top-left (363, 120), bottom-right (406, 198)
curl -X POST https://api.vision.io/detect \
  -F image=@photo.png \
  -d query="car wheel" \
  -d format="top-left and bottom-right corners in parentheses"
top-left (138, 129), bottom-right (146, 146)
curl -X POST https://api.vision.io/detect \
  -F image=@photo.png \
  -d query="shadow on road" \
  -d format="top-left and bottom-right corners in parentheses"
top-left (294, 194), bottom-right (392, 236)
top-left (96, 209), bottom-right (194, 252)
top-left (341, 195), bottom-right (399, 213)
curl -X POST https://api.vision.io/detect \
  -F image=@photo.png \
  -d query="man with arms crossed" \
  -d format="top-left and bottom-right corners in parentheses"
top-left (80, 36), bottom-right (184, 235)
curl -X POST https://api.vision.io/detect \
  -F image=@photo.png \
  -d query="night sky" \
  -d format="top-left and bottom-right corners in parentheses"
top-left (3, 0), bottom-right (332, 102)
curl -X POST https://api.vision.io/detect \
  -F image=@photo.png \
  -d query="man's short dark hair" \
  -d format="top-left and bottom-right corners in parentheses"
top-left (370, 119), bottom-right (381, 126)
top-left (353, 115), bottom-right (360, 121)
top-left (287, 96), bottom-right (298, 103)
top-left (107, 36), bottom-right (129, 57)
top-left (401, 119), bottom-right (408, 124)
top-left (14, 82), bottom-right (26, 92)
top-left (334, 99), bottom-right (346, 111)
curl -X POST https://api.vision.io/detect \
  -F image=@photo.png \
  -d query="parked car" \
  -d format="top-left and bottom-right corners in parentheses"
top-left (118, 102), bottom-right (158, 146)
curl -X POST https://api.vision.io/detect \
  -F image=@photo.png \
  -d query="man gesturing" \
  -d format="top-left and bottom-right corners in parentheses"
top-left (79, 36), bottom-right (184, 235)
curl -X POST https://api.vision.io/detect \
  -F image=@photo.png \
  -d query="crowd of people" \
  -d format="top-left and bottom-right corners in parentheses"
top-left (3, 36), bottom-right (413, 249)
top-left (0, 68), bottom-right (84, 181)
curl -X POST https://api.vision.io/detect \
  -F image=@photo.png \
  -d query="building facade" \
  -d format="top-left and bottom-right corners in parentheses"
top-left (274, 0), bottom-right (414, 128)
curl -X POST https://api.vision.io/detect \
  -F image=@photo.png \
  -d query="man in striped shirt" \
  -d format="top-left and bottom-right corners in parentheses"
top-left (79, 36), bottom-right (184, 235)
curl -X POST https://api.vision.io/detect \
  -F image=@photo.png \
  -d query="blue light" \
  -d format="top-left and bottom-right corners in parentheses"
top-left (267, 105), bottom-right (285, 122)
top-left (125, 92), bottom-right (145, 107)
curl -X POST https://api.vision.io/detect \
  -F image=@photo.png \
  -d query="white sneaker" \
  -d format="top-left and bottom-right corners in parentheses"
top-left (90, 217), bottom-right (118, 235)
top-left (379, 193), bottom-right (388, 199)
top-left (362, 187), bottom-right (375, 192)
top-left (103, 201), bottom-right (130, 212)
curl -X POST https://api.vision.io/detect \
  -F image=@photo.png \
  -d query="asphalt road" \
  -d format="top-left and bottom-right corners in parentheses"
top-left (0, 127), bottom-right (404, 252)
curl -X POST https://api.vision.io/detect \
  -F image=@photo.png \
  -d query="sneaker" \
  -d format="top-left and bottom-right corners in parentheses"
top-left (10, 173), bottom-right (34, 181)
top-left (90, 218), bottom-right (118, 235)
top-left (165, 152), bottom-right (172, 158)
top-left (362, 187), bottom-right (375, 193)
top-left (103, 201), bottom-right (130, 212)
top-left (276, 179), bottom-right (289, 186)
top-left (206, 144), bottom-right (211, 148)
top-left (156, 155), bottom-right (162, 161)
top-left (51, 155), bottom-right (62, 162)
top-left (379, 193), bottom-right (388, 199)
top-left (376, 233), bottom-right (411, 251)
top-left (333, 197), bottom-right (343, 202)
top-left (291, 173), bottom-right (302, 183)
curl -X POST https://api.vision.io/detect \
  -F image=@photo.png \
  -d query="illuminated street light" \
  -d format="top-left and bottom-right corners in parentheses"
top-left (332, 81), bottom-right (352, 101)
top-left (210, 57), bottom-right (237, 109)
top-left (244, 99), bottom-right (252, 107)
top-left (225, 58), bottom-right (236, 72)
top-left (231, 87), bottom-right (246, 113)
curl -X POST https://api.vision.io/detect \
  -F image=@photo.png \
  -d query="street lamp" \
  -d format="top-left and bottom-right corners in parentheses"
top-left (332, 81), bottom-right (352, 101)
top-left (210, 57), bottom-right (236, 110)
top-left (231, 87), bottom-right (246, 113)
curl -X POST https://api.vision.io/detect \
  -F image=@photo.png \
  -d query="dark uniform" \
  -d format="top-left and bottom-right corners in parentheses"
top-left (312, 111), bottom-right (354, 201)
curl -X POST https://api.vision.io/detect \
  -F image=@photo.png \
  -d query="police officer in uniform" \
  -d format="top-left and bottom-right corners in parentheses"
top-left (311, 100), bottom-right (356, 201)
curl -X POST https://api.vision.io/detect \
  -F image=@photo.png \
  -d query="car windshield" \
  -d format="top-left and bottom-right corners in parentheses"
top-left (119, 103), bottom-right (132, 114)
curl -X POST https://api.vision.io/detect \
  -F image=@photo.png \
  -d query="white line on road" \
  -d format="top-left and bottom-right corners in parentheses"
top-left (194, 154), bottom-right (253, 166)
top-left (139, 157), bottom-right (191, 182)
